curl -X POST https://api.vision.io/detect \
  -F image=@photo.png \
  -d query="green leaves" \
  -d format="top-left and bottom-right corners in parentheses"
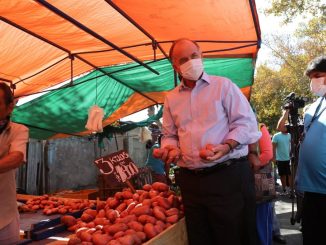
top-left (252, 16), bottom-right (325, 133)
top-left (266, 0), bottom-right (325, 24)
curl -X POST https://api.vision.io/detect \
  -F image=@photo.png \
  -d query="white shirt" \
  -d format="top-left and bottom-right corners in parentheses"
top-left (162, 73), bottom-right (261, 169)
top-left (0, 122), bottom-right (28, 229)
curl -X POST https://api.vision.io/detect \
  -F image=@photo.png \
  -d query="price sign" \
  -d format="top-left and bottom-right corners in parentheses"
top-left (94, 150), bottom-right (139, 183)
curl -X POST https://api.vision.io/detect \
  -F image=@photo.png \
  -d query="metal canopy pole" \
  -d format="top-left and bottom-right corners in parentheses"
top-left (0, 76), bottom-right (16, 93)
top-left (35, 0), bottom-right (159, 75)
top-left (69, 54), bottom-right (74, 86)
top-left (0, 77), bottom-right (12, 83)
top-left (202, 43), bottom-right (258, 54)
top-left (248, 0), bottom-right (261, 49)
top-left (75, 42), bottom-right (154, 55)
top-left (158, 40), bottom-right (258, 44)
top-left (1, 18), bottom-right (158, 104)
top-left (16, 56), bottom-right (69, 85)
top-left (14, 58), bottom-right (166, 99)
top-left (105, 0), bottom-right (169, 60)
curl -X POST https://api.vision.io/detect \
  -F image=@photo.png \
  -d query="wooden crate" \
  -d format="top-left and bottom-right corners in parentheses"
top-left (144, 218), bottom-right (188, 245)
top-left (52, 189), bottom-right (98, 200)
top-left (44, 218), bottom-right (188, 245)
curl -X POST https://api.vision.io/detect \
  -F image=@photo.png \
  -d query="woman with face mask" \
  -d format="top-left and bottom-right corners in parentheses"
top-left (295, 56), bottom-right (326, 245)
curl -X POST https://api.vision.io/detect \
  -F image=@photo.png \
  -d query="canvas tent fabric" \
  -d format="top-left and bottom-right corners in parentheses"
top-left (1, 0), bottom-right (261, 139)
top-left (12, 58), bottom-right (254, 139)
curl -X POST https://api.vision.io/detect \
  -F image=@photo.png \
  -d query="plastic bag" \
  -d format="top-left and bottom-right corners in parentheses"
top-left (85, 105), bottom-right (104, 133)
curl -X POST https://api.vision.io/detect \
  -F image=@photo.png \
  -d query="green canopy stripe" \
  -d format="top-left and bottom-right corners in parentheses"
top-left (12, 58), bottom-right (254, 139)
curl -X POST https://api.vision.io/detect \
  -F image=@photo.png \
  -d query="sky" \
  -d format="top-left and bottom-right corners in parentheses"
top-left (17, 1), bottom-right (307, 121)
top-left (255, 1), bottom-right (307, 66)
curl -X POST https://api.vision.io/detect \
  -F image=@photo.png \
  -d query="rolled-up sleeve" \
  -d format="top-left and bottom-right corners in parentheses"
top-left (161, 96), bottom-right (179, 148)
top-left (9, 125), bottom-right (29, 161)
top-left (223, 79), bottom-right (261, 145)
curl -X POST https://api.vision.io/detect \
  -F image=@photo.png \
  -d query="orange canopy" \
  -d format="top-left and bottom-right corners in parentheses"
top-left (0, 0), bottom-right (260, 97)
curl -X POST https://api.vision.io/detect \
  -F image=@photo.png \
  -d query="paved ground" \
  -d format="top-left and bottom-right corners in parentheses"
top-left (273, 186), bottom-right (303, 245)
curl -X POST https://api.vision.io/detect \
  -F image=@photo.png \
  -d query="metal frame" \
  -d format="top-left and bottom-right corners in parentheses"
top-left (158, 40), bottom-right (258, 44)
top-left (75, 40), bottom-right (258, 56)
top-left (36, 0), bottom-right (159, 75)
top-left (14, 58), bottom-right (167, 99)
top-left (0, 77), bottom-right (12, 83)
top-left (0, 77), bottom-right (16, 92)
top-left (2, 1), bottom-right (261, 100)
top-left (248, 0), bottom-right (262, 48)
top-left (105, 0), bottom-right (169, 60)
top-left (18, 56), bottom-right (69, 84)
top-left (202, 43), bottom-right (258, 54)
top-left (247, 0), bottom-right (261, 100)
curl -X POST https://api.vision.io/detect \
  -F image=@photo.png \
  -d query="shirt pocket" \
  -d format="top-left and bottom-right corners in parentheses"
top-left (195, 99), bottom-right (224, 125)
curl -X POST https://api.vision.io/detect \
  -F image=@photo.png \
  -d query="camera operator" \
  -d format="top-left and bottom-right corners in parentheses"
top-left (277, 108), bottom-right (304, 226)
top-left (272, 111), bottom-right (292, 195)
top-left (296, 56), bottom-right (326, 245)
top-left (276, 110), bottom-right (289, 133)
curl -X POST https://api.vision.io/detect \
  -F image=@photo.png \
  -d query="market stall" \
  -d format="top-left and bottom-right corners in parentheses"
top-left (1, 0), bottom-right (261, 244)
top-left (17, 183), bottom-right (187, 245)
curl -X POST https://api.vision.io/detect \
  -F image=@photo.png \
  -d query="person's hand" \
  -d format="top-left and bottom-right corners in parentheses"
top-left (248, 153), bottom-right (261, 172)
top-left (161, 145), bottom-right (181, 164)
top-left (205, 144), bottom-right (230, 162)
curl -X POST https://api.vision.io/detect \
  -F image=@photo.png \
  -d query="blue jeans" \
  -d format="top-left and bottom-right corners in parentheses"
top-left (256, 202), bottom-right (273, 245)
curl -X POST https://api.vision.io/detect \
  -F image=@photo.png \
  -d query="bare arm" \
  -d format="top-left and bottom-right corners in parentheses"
top-left (276, 110), bottom-right (289, 132)
top-left (0, 151), bottom-right (24, 173)
top-left (248, 142), bottom-right (261, 171)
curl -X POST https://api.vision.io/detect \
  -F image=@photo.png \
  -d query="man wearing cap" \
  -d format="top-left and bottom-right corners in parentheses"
top-left (0, 83), bottom-right (29, 244)
top-left (160, 38), bottom-right (261, 245)
top-left (296, 56), bottom-right (326, 245)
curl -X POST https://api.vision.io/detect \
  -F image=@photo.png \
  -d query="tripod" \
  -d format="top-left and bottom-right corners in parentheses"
top-left (286, 109), bottom-right (304, 225)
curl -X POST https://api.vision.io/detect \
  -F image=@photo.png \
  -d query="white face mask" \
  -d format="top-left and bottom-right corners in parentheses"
top-left (179, 58), bottom-right (204, 81)
top-left (310, 77), bottom-right (326, 97)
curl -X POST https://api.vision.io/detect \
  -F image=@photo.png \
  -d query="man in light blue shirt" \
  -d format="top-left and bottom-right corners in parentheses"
top-left (296, 56), bottom-right (326, 245)
top-left (272, 128), bottom-right (291, 194)
top-left (160, 38), bottom-right (261, 245)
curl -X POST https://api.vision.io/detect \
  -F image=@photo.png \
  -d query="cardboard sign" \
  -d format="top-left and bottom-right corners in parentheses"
top-left (94, 150), bottom-right (139, 183)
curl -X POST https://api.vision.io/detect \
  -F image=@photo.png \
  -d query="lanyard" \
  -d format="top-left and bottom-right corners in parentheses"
top-left (305, 97), bottom-right (326, 134)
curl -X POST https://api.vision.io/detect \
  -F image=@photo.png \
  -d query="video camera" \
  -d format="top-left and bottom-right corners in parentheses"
top-left (282, 92), bottom-right (308, 111)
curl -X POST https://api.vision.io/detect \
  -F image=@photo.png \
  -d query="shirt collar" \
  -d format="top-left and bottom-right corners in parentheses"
top-left (3, 121), bottom-right (12, 133)
top-left (179, 72), bottom-right (210, 92)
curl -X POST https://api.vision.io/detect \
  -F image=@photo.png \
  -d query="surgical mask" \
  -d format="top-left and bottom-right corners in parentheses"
top-left (179, 58), bottom-right (204, 81)
top-left (310, 77), bottom-right (326, 97)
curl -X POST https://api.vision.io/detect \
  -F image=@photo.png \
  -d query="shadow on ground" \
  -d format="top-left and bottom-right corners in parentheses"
top-left (273, 192), bottom-right (303, 245)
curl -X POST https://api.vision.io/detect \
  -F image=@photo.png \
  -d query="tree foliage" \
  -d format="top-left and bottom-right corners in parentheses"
top-left (266, 0), bottom-right (326, 23)
top-left (252, 16), bottom-right (326, 133)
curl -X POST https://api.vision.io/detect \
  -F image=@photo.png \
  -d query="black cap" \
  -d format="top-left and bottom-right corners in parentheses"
top-left (305, 55), bottom-right (326, 76)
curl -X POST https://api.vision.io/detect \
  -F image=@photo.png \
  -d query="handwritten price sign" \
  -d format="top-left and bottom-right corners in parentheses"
top-left (94, 150), bottom-right (139, 183)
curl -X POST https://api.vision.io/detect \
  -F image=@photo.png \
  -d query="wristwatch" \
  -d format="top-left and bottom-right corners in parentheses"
top-left (224, 142), bottom-right (233, 152)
